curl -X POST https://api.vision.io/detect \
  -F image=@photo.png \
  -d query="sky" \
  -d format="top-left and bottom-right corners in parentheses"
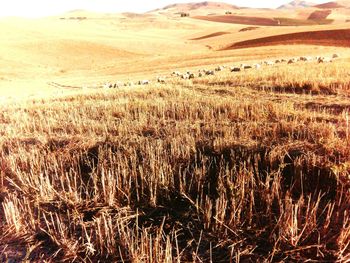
top-left (0, 0), bottom-right (329, 17)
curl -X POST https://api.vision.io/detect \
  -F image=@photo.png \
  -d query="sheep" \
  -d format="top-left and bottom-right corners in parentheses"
top-left (299, 56), bottom-right (312, 62)
top-left (305, 56), bottom-right (313, 62)
top-left (275, 59), bottom-right (281, 64)
top-left (317, 57), bottom-right (324, 63)
top-left (332, 53), bottom-right (339, 59)
top-left (253, 63), bottom-right (261, 69)
top-left (157, 77), bottom-right (166, 83)
top-left (124, 81), bottom-right (134, 87)
top-left (205, 70), bottom-right (215, 75)
top-left (138, 80), bottom-right (150, 85)
top-left (181, 73), bottom-right (189, 79)
top-left (230, 66), bottom-right (241, 72)
top-left (181, 73), bottom-right (195, 79)
top-left (198, 69), bottom-right (207, 75)
top-left (215, 66), bottom-right (224, 71)
top-left (264, 61), bottom-right (274, 66)
top-left (287, 58), bottom-right (297, 64)
top-left (241, 64), bottom-right (252, 69)
top-left (103, 82), bottom-right (112, 89)
top-left (172, 71), bottom-right (181, 77)
top-left (281, 59), bottom-right (287, 63)
top-left (113, 81), bottom-right (123, 88)
top-left (318, 57), bottom-right (332, 63)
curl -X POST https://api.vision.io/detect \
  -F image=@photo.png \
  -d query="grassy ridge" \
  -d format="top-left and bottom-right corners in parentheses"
top-left (194, 61), bottom-right (350, 94)
top-left (275, 17), bottom-right (334, 26)
top-left (1, 60), bottom-right (350, 261)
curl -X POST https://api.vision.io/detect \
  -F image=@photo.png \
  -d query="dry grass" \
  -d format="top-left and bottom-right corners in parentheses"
top-left (276, 17), bottom-right (334, 26)
top-left (1, 58), bottom-right (350, 262)
top-left (195, 60), bottom-right (350, 95)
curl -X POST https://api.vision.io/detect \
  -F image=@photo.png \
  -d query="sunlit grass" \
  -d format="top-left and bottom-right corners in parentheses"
top-left (1, 58), bottom-right (350, 262)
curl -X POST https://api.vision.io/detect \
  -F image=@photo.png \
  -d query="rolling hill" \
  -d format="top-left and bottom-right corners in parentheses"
top-left (161, 1), bottom-right (239, 11)
top-left (224, 28), bottom-right (350, 49)
top-left (315, 1), bottom-right (345, 9)
top-left (194, 15), bottom-right (279, 26)
top-left (150, 1), bottom-right (240, 16)
top-left (278, 0), bottom-right (317, 9)
top-left (336, 0), bottom-right (350, 7)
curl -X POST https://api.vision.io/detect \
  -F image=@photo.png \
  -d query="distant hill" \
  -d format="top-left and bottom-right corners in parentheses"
top-left (59, 9), bottom-right (108, 19)
top-left (336, 0), bottom-right (350, 7)
top-left (158, 1), bottom-right (240, 12)
top-left (149, 1), bottom-right (241, 16)
top-left (278, 0), bottom-right (316, 9)
top-left (151, 1), bottom-right (240, 13)
top-left (315, 1), bottom-right (344, 9)
top-left (64, 9), bottom-right (97, 16)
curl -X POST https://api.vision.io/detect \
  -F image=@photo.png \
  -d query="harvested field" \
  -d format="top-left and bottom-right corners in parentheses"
top-left (224, 28), bottom-right (350, 49)
top-left (1, 57), bottom-right (350, 262)
top-left (275, 17), bottom-right (333, 26)
top-left (194, 15), bottom-right (333, 26)
top-left (194, 15), bottom-right (279, 26)
top-left (2, 2), bottom-right (350, 262)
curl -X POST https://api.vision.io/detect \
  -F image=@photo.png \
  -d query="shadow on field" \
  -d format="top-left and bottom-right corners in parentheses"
top-left (0, 139), bottom-right (345, 262)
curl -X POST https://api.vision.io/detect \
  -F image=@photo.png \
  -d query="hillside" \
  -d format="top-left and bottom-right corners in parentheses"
top-left (337, 0), bottom-right (350, 7)
top-left (308, 9), bottom-right (332, 20)
top-left (150, 1), bottom-right (240, 16)
top-left (161, 1), bottom-right (239, 11)
top-left (315, 1), bottom-right (345, 9)
top-left (224, 28), bottom-right (350, 49)
top-left (194, 15), bottom-right (278, 26)
top-left (278, 0), bottom-right (316, 9)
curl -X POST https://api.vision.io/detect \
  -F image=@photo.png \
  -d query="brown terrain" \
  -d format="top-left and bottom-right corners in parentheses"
top-left (224, 28), bottom-right (350, 49)
top-left (2, 1), bottom-right (350, 262)
top-left (0, 0), bottom-right (348, 97)
top-left (194, 15), bottom-right (279, 26)
top-left (308, 9), bottom-right (332, 19)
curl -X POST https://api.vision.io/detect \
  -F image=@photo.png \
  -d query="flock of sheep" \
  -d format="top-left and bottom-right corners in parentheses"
top-left (103, 53), bottom-right (339, 88)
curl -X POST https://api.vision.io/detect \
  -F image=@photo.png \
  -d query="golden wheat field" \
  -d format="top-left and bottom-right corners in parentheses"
top-left (2, 58), bottom-right (350, 262)
top-left (1, 1), bottom-right (350, 262)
